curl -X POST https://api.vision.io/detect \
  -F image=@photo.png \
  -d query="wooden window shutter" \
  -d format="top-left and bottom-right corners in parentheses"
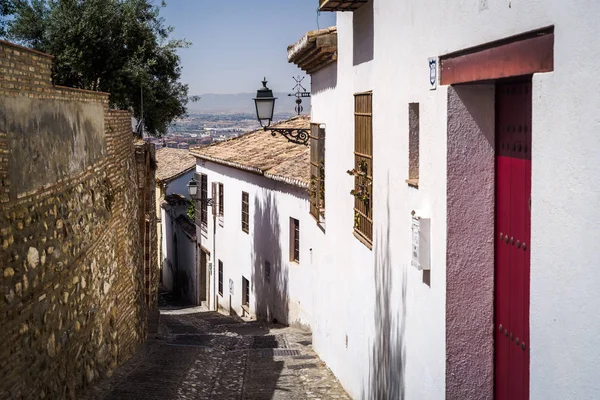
top-left (241, 192), bottom-right (249, 233)
top-left (211, 182), bottom-right (217, 216)
top-left (353, 92), bottom-right (373, 245)
top-left (218, 183), bottom-right (224, 216)
top-left (310, 123), bottom-right (326, 221)
top-left (289, 217), bottom-right (300, 262)
top-left (193, 172), bottom-right (202, 226)
top-left (200, 174), bottom-right (208, 225)
top-left (218, 260), bottom-right (223, 296)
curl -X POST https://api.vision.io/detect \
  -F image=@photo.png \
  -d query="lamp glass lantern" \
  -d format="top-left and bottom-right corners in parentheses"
top-left (253, 78), bottom-right (277, 128)
top-left (187, 177), bottom-right (198, 198)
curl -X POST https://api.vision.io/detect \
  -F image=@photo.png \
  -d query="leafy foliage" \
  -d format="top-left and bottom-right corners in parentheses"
top-left (187, 199), bottom-right (195, 221)
top-left (0, 0), bottom-right (19, 37)
top-left (309, 161), bottom-right (325, 207)
top-left (347, 160), bottom-right (372, 203)
top-left (347, 160), bottom-right (371, 229)
top-left (4, 0), bottom-right (194, 136)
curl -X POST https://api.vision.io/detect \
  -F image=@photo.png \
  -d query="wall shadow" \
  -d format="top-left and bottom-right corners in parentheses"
top-left (364, 184), bottom-right (407, 399)
top-left (311, 63), bottom-right (338, 95)
top-left (251, 192), bottom-right (289, 325)
top-left (353, 0), bottom-right (374, 66)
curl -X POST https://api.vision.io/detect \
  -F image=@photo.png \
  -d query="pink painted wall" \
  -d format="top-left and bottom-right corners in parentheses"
top-left (446, 85), bottom-right (496, 400)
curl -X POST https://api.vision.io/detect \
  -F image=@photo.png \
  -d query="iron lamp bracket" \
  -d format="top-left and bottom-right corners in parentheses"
top-left (264, 127), bottom-right (309, 146)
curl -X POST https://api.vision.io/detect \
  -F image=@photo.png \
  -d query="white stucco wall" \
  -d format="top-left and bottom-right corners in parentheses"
top-left (309, 0), bottom-right (600, 399)
top-left (165, 170), bottom-right (194, 199)
top-left (195, 160), bottom-right (323, 328)
top-left (161, 208), bottom-right (174, 292)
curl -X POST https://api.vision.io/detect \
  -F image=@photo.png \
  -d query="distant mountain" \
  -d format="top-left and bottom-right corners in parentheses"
top-left (188, 92), bottom-right (311, 114)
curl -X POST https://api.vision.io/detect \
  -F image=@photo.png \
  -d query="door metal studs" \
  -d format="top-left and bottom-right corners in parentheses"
top-left (499, 324), bottom-right (503, 332)
top-left (510, 237), bottom-right (514, 245)
top-left (523, 243), bottom-right (527, 251)
top-left (521, 342), bottom-right (526, 351)
top-left (516, 337), bottom-right (520, 345)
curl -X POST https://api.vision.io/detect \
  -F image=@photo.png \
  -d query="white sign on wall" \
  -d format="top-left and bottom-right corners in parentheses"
top-left (411, 210), bottom-right (431, 270)
top-left (428, 57), bottom-right (438, 90)
top-left (229, 278), bottom-right (234, 296)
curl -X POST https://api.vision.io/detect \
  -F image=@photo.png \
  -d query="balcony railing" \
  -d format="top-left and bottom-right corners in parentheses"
top-left (319, 0), bottom-right (368, 12)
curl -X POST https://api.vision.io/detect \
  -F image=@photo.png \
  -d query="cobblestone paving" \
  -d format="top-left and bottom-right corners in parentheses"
top-left (82, 300), bottom-right (350, 400)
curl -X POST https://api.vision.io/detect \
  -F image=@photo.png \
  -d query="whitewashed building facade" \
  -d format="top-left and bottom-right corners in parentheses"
top-left (155, 147), bottom-right (197, 300)
top-left (287, 1), bottom-right (600, 399)
top-left (189, 116), bottom-right (323, 327)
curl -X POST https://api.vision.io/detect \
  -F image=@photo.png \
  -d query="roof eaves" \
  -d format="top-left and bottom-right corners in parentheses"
top-left (190, 152), bottom-right (265, 176)
top-left (263, 172), bottom-right (309, 190)
top-left (190, 153), bottom-right (308, 190)
top-left (156, 165), bottom-right (196, 184)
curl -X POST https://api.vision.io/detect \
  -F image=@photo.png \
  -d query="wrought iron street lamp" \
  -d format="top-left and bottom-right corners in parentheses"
top-left (187, 176), bottom-right (214, 207)
top-left (253, 78), bottom-right (310, 145)
top-left (187, 177), bottom-right (198, 198)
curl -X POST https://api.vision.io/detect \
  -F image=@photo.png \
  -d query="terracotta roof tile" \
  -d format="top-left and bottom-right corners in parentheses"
top-left (287, 27), bottom-right (337, 74)
top-left (155, 147), bottom-right (196, 183)
top-left (189, 116), bottom-right (311, 188)
top-left (162, 193), bottom-right (189, 207)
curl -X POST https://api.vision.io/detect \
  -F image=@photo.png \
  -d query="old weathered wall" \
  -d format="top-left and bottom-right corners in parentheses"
top-left (0, 40), bottom-right (156, 399)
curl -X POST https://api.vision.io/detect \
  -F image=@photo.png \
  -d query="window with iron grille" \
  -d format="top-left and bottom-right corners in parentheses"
top-left (241, 191), bottom-right (249, 233)
top-left (218, 183), bottom-right (224, 217)
top-left (290, 217), bottom-right (300, 263)
top-left (218, 260), bottom-right (223, 296)
top-left (353, 92), bottom-right (373, 246)
top-left (310, 123), bottom-right (326, 221)
top-left (200, 174), bottom-right (208, 225)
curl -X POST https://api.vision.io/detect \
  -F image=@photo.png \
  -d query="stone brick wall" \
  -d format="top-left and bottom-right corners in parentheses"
top-left (134, 140), bottom-right (158, 309)
top-left (0, 40), bottom-right (157, 399)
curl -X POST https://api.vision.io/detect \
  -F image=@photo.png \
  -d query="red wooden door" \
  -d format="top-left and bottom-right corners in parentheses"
top-left (495, 80), bottom-right (531, 400)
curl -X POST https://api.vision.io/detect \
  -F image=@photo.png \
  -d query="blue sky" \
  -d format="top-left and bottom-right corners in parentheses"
top-left (159, 0), bottom-right (336, 95)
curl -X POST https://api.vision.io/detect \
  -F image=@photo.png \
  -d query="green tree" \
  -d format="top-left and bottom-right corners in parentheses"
top-left (0, 0), bottom-right (19, 37)
top-left (4, 0), bottom-right (195, 136)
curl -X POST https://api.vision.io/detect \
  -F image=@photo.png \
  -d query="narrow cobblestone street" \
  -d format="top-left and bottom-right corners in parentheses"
top-left (82, 295), bottom-right (350, 400)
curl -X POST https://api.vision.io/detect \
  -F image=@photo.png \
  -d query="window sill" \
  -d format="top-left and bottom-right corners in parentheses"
top-left (406, 178), bottom-right (419, 189)
top-left (353, 230), bottom-right (373, 250)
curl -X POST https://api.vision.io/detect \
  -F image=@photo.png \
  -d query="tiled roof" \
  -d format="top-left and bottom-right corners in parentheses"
top-left (162, 193), bottom-right (189, 207)
top-left (319, 0), bottom-right (368, 12)
top-left (155, 147), bottom-right (196, 183)
top-left (189, 116), bottom-right (311, 188)
top-left (288, 27), bottom-right (337, 74)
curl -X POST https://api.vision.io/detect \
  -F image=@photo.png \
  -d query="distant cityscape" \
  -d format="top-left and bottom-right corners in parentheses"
top-left (144, 111), bottom-right (298, 150)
